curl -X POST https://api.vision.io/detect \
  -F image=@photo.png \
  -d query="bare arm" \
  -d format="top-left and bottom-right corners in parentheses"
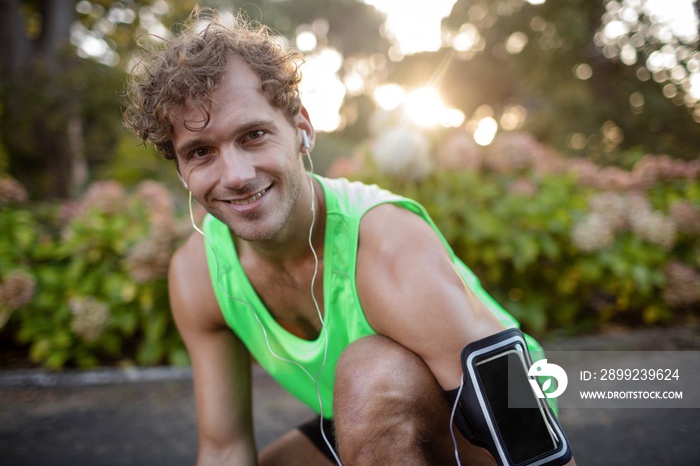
top-left (356, 206), bottom-right (577, 466)
top-left (169, 233), bottom-right (257, 465)
top-left (356, 204), bottom-right (505, 390)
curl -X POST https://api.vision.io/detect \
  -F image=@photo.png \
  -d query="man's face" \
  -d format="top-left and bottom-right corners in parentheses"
top-left (170, 58), bottom-right (309, 243)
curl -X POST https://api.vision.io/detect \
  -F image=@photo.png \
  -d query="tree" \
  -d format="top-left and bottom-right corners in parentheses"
top-left (0, 1), bottom-right (145, 199)
top-left (1, 0), bottom-right (82, 199)
top-left (0, 0), bottom-right (388, 199)
top-left (387, 0), bottom-right (699, 161)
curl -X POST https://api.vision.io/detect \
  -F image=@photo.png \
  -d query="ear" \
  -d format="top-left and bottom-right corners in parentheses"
top-left (296, 106), bottom-right (315, 153)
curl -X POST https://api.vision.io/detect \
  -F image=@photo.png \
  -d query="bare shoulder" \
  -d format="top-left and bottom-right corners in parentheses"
top-left (358, 203), bottom-right (448, 259)
top-left (356, 203), bottom-right (460, 327)
top-left (168, 232), bottom-right (225, 333)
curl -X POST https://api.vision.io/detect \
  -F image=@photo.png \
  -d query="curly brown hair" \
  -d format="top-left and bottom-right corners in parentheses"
top-left (123, 9), bottom-right (304, 161)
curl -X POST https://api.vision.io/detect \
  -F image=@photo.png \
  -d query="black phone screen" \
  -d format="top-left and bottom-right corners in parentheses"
top-left (476, 350), bottom-right (558, 465)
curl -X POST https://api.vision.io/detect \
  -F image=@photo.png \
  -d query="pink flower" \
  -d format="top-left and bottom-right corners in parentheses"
top-left (662, 261), bottom-right (700, 307)
top-left (0, 271), bottom-right (36, 328)
top-left (68, 296), bottom-right (110, 343)
top-left (0, 176), bottom-right (28, 206)
top-left (78, 181), bottom-right (127, 215)
top-left (669, 200), bottom-right (700, 235)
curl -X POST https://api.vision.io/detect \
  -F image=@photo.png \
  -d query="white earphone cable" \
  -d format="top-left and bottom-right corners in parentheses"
top-left (187, 140), bottom-right (342, 465)
top-left (303, 148), bottom-right (341, 464)
top-left (450, 376), bottom-right (465, 466)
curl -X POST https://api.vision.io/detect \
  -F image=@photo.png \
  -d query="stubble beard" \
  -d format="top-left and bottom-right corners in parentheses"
top-left (227, 166), bottom-right (305, 244)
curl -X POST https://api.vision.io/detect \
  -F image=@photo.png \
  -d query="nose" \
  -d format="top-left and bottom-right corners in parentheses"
top-left (218, 146), bottom-right (256, 189)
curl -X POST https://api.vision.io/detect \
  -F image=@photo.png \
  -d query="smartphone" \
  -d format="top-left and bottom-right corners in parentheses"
top-left (462, 332), bottom-right (572, 466)
top-left (475, 347), bottom-right (560, 464)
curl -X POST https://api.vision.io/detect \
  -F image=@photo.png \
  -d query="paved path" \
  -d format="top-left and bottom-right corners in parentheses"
top-left (1, 325), bottom-right (698, 465)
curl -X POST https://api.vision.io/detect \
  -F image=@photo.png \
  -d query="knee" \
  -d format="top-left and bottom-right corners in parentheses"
top-left (335, 335), bottom-right (429, 411)
top-left (333, 336), bottom-right (441, 458)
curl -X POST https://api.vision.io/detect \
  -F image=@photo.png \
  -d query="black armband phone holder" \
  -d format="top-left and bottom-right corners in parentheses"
top-left (452, 328), bottom-right (573, 466)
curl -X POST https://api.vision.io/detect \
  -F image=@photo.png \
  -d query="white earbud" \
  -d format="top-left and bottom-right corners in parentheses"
top-left (301, 129), bottom-right (310, 153)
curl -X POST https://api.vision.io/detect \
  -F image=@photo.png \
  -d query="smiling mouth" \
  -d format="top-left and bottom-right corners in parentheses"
top-left (229, 188), bottom-right (267, 206)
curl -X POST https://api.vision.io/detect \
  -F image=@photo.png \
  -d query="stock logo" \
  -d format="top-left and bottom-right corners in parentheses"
top-left (528, 359), bottom-right (568, 399)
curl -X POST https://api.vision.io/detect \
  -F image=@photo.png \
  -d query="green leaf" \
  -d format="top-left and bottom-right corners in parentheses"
top-left (29, 338), bottom-right (52, 362)
top-left (45, 351), bottom-right (70, 370)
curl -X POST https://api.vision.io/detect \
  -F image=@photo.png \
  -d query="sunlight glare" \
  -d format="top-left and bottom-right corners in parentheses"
top-left (296, 30), bottom-right (317, 52)
top-left (689, 73), bottom-right (700, 100)
top-left (374, 85), bottom-right (465, 128)
top-left (452, 24), bottom-right (481, 52)
top-left (300, 48), bottom-right (346, 132)
top-left (406, 88), bottom-right (445, 127)
top-left (404, 87), bottom-right (464, 128)
top-left (598, 0), bottom-right (699, 105)
top-left (364, 0), bottom-right (458, 55)
top-left (500, 105), bottom-right (528, 131)
top-left (440, 108), bottom-right (467, 128)
top-left (505, 31), bottom-right (529, 55)
top-left (473, 117), bottom-right (498, 146)
top-left (643, 0), bottom-right (699, 43)
top-left (374, 84), bottom-right (406, 111)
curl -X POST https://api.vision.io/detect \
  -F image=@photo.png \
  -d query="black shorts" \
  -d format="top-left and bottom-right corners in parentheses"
top-left (297, 416), bottom-right (337, 463)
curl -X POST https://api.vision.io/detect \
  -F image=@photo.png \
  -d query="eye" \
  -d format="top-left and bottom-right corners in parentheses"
top-left (192, 147), bottom-right (212, 158)
top-left (243, 129), bottom-right (266, 143)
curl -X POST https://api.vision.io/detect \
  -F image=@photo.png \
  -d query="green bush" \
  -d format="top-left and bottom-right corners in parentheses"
top-left (346, 131), bottom-right (700, 336)
top-left (0, 178), bottom-right (189, 369)
top-left (2, 130), bottom-right (699, 368)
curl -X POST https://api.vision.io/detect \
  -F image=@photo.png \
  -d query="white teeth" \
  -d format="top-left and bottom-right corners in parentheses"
top-left (229, 189), bottom-right (266, 206)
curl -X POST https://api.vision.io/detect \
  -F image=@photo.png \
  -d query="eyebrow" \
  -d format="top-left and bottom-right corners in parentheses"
top-left (175, 118), bottom-right (280, 158)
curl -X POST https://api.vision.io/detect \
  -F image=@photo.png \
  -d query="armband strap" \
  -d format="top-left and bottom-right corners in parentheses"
top-left (444, 387), bottom-right (482, 447)
top-left (453, 328), bottom-right (573, 466)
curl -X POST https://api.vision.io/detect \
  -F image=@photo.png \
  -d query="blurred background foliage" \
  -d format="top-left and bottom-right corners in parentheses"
top-left (0, 0), bottom-right (698, 369)
top-left (340, 133), bottom-right (700, 336)
top-left (1, 178), bottom-right (189, 368)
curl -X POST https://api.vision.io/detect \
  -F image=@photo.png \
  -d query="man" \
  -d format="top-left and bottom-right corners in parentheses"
top-left (124, 9), bottom-right (575, 466)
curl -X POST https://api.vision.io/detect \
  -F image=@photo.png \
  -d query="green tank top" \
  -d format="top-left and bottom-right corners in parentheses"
top-left (202, 175), bottom-right (544, 418)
